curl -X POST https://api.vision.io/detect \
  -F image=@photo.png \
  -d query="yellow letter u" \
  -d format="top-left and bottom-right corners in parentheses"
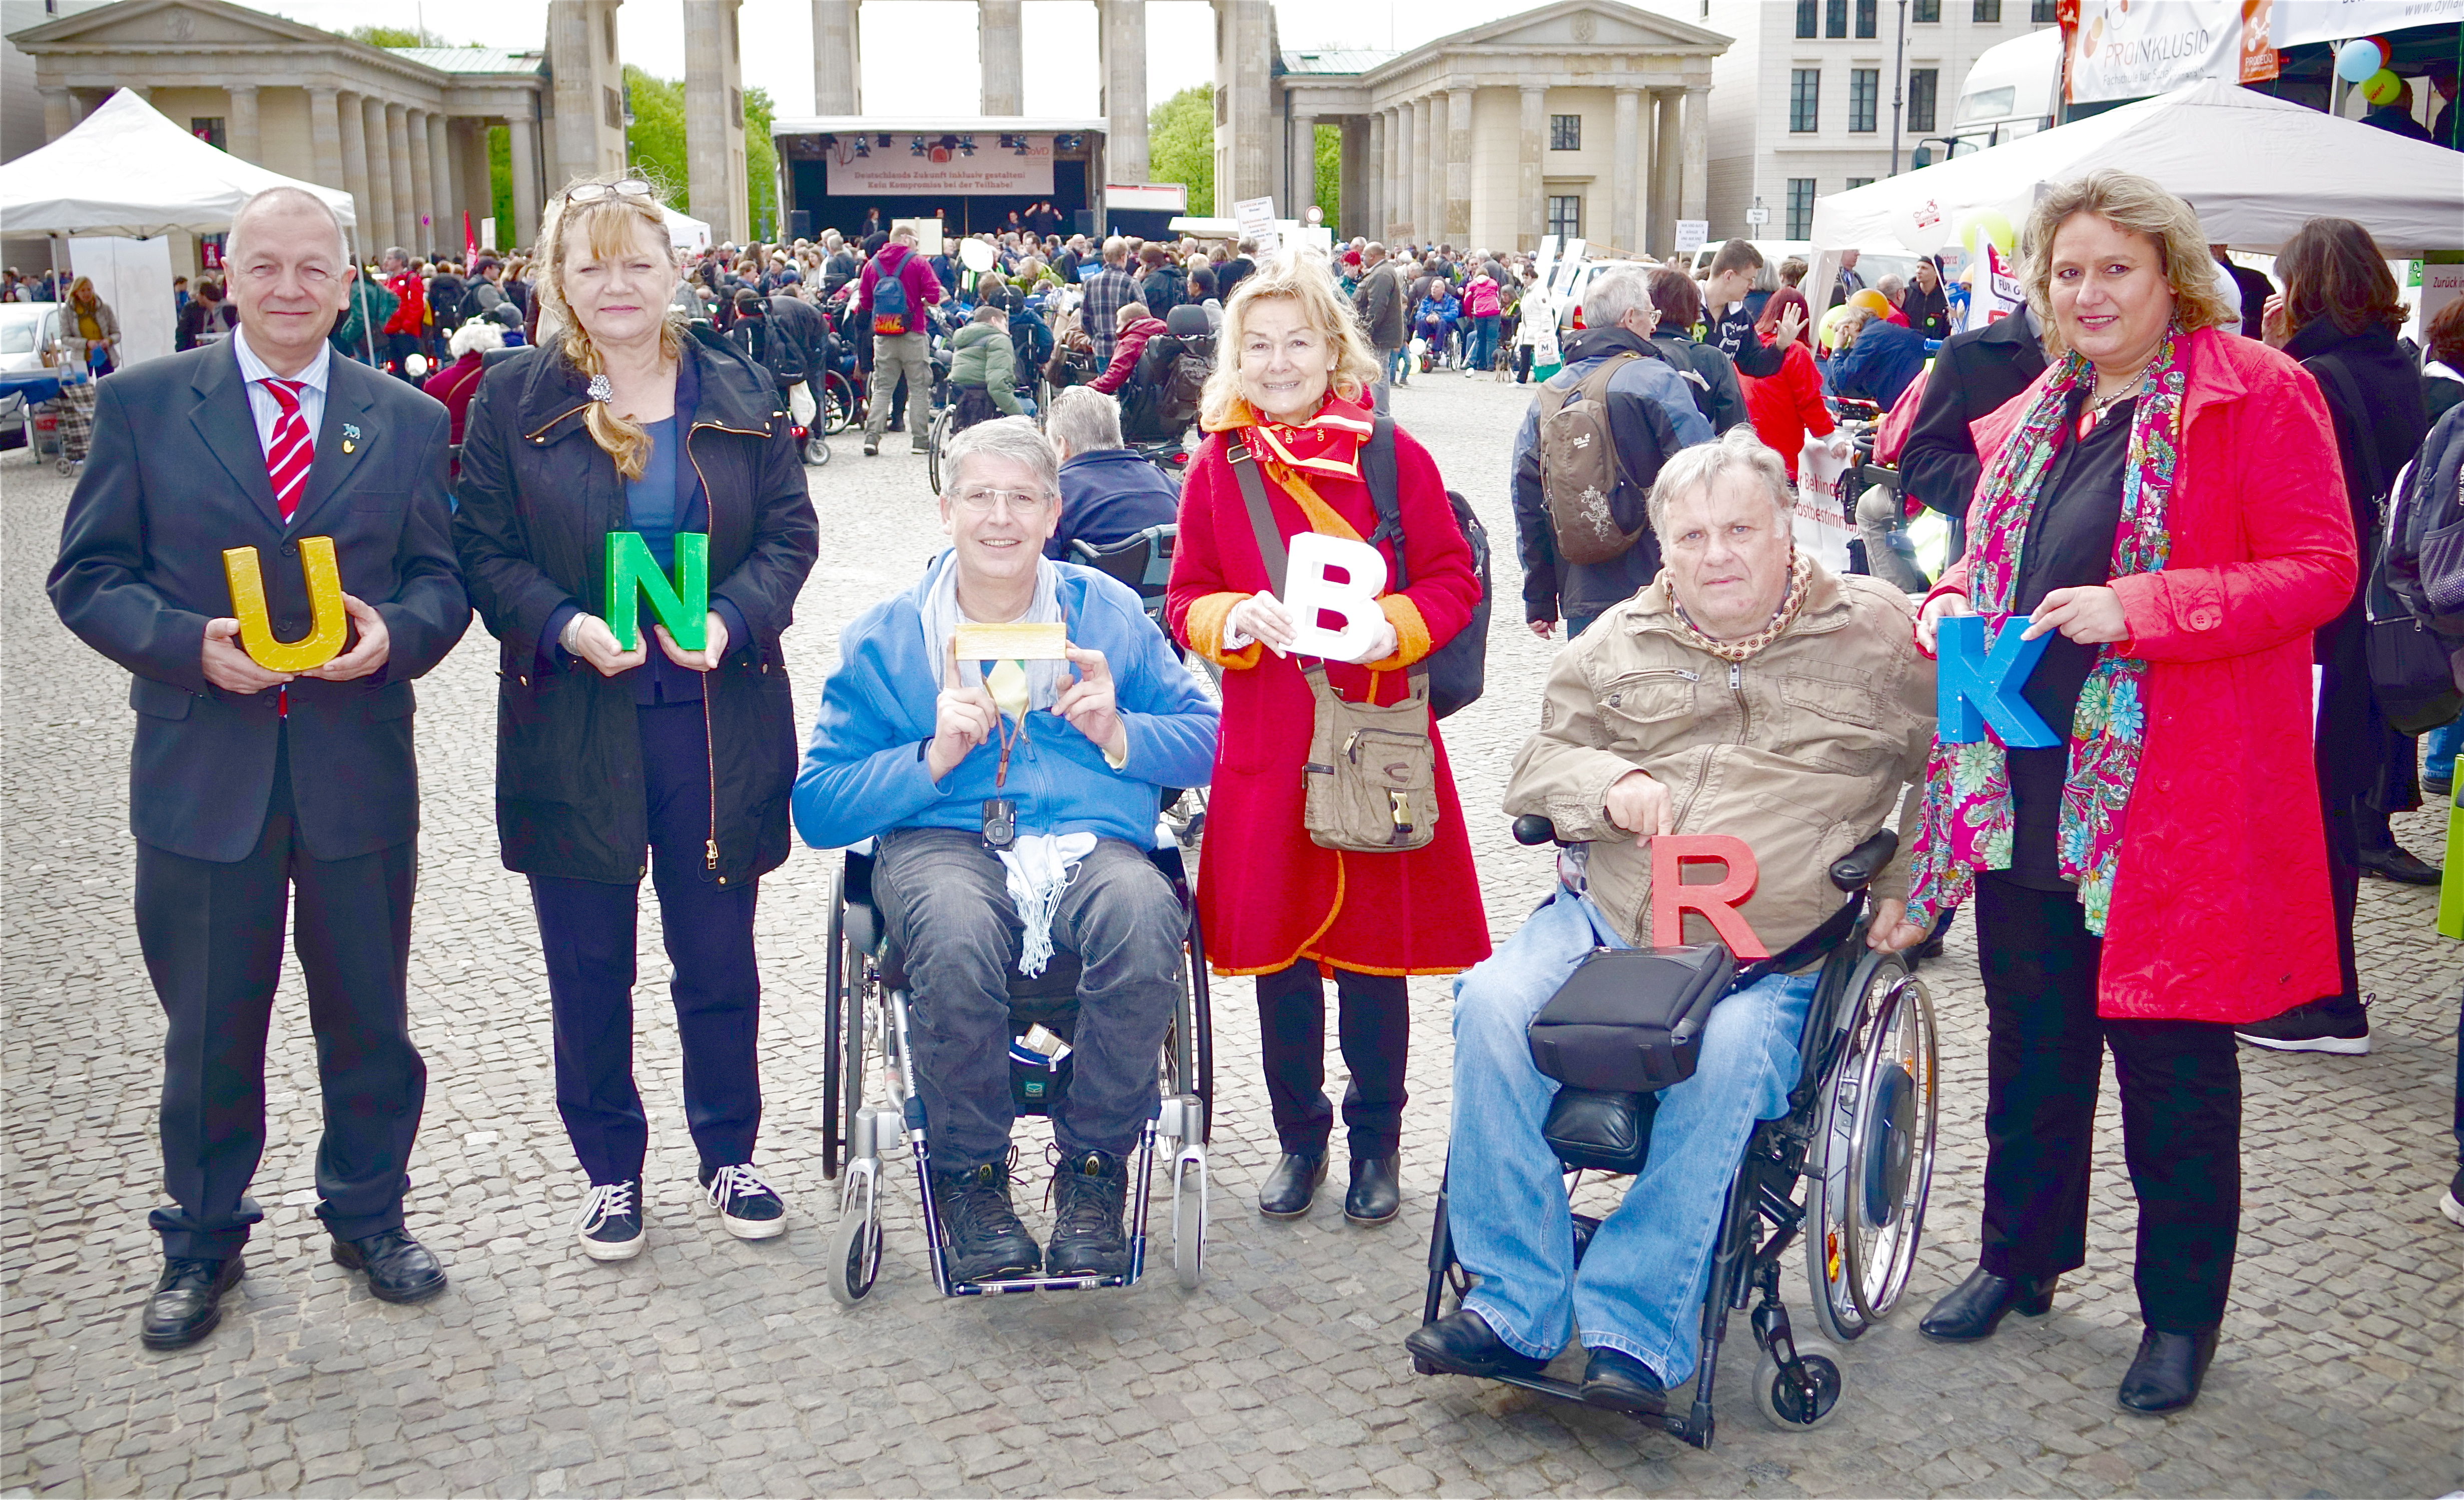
top-left (222, 536), bottom-right (348, 673)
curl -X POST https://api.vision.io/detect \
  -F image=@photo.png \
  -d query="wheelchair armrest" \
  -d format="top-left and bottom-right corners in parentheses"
top-left (1827, 829), bottom-right (1900, 892)
top-left (1511, 814), bottom-right (1562, 847)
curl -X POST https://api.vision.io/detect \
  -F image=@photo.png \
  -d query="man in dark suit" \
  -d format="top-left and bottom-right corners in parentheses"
top-left (1898, 305), bottom-right (2052, 548)
top-left (49, 186), bottom-right (469, 1350)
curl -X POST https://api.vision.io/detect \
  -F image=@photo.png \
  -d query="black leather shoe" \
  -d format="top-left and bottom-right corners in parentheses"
top-left (1579, 1346), bottom-right (1667, 1415)
top-left (330, 1229), bottom-right (448, 1304)
top-left (1258, 1152), bottom-right (1327, 1220)
top-left (2358, 844), bottom-right (2442, 885)
top-left (140, 1256), bottom-right (244, 1350)
top-left (1405, 1308), bottom-right (1547, 1379)
top-left (2117, 1326), bottom-right (2219, 1413)
top-left (1919, 1267), bottom-right (2057, 1342)
top-left (1345, 1155), bottom-right (1401, 1226)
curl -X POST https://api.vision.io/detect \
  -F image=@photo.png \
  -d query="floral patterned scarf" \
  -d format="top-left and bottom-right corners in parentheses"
top-left (1203, 388), bottom-right (1377, 480)
top-left (1905, 323), bottom-right (2188, 937)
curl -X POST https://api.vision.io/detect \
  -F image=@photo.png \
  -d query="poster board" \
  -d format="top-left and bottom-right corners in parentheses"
top-left (827, 136), bottom-right (1056, 197)
top-left (67, 234), bottom-right (174, 371)
top-left (1233, 196), bottom-right (1281, 255)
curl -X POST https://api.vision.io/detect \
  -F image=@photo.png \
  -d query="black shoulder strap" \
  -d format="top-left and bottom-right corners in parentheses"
top-left (1361, 415), bottom-right (1408, 590)
top-left (1227, 435), bottom-right (1289, 595)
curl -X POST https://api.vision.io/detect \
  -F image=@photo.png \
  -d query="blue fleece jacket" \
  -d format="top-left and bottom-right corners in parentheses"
top-left (793, 556), bottom-right (1219, 850)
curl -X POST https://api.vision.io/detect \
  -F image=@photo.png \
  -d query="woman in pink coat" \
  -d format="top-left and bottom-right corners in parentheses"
top-left (1880, 171), bottom-right (2355, 1414)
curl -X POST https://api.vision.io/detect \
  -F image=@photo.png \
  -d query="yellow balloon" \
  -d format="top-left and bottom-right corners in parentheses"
top-left (2360, 68), bottom-right (2403, 106)
top-left (1959, 209), bottom-right (2016, 258)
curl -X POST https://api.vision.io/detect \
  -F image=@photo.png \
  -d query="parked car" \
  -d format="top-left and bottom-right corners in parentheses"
top-left (0, 302), bottom-right (66, 450)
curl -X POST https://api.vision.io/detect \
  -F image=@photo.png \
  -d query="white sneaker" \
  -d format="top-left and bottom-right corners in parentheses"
top-left (576, 1180), bottom-right (646, 1260)
top-left (700, 1163), bottom-right (788, 1240)
top-left (2441, 1188), bottom-right (2463, 1228)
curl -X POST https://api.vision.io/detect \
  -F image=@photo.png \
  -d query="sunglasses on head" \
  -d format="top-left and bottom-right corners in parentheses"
top-left (563, 179), bottom-right (655, 206)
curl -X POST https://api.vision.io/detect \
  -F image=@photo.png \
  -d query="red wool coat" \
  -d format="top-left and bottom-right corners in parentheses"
top-left (1938, 326), bottom-right (2355, 1022)
top-left (1166, 421), bottom-right (1492, 977)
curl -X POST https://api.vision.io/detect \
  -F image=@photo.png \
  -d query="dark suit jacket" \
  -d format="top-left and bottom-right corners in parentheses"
top-left (49, 339), bottom-right (470, 863)
top-left (1899, 311), bottom-right (2050, 520)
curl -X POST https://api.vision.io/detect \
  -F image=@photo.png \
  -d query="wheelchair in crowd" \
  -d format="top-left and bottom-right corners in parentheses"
top-left (1416, 817), bottom-right (1941, 1446)
top-left (818, 826), bottom-right (1215, 1303)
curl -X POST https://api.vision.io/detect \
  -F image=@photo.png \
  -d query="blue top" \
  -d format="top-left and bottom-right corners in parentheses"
top-left (627, 416), bottom-right (682, 568)
top-left (1045, 448), bottom-right (1182, 562)
top-left (793, 557), bottom-right (1220, 850)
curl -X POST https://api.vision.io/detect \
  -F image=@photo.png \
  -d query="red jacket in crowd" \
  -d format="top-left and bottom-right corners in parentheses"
top-left (1091, 315), bottom-right (1167, 394)
top-left (384, 270), bottom-right (425, 337)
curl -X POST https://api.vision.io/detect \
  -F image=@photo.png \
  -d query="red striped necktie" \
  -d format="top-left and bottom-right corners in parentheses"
top-left (260, 377), bottom-right (313, 520)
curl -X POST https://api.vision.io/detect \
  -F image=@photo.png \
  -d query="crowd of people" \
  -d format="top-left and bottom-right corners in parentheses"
top-left (40, 166), bottom-right (2464, 1444)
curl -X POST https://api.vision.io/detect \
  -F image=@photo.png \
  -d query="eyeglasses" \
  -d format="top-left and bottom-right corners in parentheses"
top-left (951, 488), bottom-right (1055, 517)
top-left (563, 179), bottom-right (655, 206)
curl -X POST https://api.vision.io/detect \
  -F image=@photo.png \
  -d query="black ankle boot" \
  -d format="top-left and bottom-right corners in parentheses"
top-left (1258, 1152), bottom-right (1327, 1219)
top-left (1919, 1267), bottom-right (2058, 1342)
top-left (1345, 1155), bottom-right (1401, 1226)
top-left (2117, 1326), bottom-right (2219, 1414)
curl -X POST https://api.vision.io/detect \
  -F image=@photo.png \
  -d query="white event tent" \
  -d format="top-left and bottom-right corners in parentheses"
top-left (661, 204), bottom-right (713, 254)
top-left (1809, 79), bottom-right (2464, 265)
top-left (0, 89), bottom-right (357, 241)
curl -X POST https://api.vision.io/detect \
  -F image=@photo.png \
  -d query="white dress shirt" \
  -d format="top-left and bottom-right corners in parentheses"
top-left (230, 325), bottom-right (333, 460)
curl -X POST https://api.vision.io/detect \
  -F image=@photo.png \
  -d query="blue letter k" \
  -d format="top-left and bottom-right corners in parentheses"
top-left (1936, 614), bottom-right (2060, 747)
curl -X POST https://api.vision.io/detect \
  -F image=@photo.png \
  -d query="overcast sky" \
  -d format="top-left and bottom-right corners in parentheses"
top-left (255, 0), bottom-right (1541, 121)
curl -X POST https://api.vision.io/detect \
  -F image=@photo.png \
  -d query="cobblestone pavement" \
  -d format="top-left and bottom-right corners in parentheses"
top-left (4, 370), bottom-right (2460, 1499)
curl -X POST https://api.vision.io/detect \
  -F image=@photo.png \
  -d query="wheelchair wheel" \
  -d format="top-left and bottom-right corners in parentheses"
top-left (925, 404), bottom-right (954, 496)
top-left (823, 371), bottom-right (857, 434)
top-left (826, 1171), bottom-right (882, 1306)
top-left (1840, 973), bottom-right (1938, 1325)
top-left (1807, 954), bottom-right (1927, 1342)
top-left (804, 431), bottom-right (832, 466)
top-left (1172, 1154), bottom-right (1207, 1289)
top-left (1752, 1338), bottom-right (1844, 1431)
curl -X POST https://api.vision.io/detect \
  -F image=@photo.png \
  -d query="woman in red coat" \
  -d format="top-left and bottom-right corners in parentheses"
top-left (1887, 171), bottom-right (2355, 1414)
top-left (1738, 287), bottom-right (1834, 482)
top-left (1166, 257), bottom-right (1489, 1229)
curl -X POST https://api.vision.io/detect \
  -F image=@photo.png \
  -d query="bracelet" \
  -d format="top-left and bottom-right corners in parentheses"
top-left (559, 612), bottom-right (589, 653)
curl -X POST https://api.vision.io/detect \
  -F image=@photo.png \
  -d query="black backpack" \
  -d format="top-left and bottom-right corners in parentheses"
top-left (1123, 332), bottom-right (1191, 438)
top-left (1361, 415), bottom-right (1491, 718)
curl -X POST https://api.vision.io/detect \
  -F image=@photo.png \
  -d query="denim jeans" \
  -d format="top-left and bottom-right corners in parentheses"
top-left (1385, 344), bottom-right (1411, 387)
top-left (1446, 887), bottom-right (1815, 1383)
top-left (1466, 315), bottom-right (1500, 371)
top-left (2425, 719), bottom-right (2461, 786)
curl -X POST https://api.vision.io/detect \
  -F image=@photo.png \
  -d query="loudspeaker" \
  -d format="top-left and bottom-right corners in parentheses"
top-left (790, 210), bottom-right (813, 241)
top-left (1075, 209), bottom-right (1097, 237)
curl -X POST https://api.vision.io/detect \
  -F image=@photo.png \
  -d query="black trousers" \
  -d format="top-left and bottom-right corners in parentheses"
top-left (529, 702), bottom-right (762, 1185)
top-left (136, 729), bottom-right (423, 1260)
top-left (1973, 875), bottom-right (2242, 1331)
top-left (1255, 963), bottom-right (1410, 1159)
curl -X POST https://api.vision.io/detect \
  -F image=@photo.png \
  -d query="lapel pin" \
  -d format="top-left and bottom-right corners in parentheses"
top-left (341, 423), bottom-right (361, 453)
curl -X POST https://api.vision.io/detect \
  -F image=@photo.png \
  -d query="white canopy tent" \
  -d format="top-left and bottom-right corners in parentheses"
top-left (0, 89), bottom-right (357, 240)
top-left (662, 204), bottom-right (712, 254)
top-left (1808, 79), bottom-right (2464, 289)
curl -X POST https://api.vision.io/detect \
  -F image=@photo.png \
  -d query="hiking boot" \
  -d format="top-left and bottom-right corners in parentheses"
top-left (1046, 1149), bottom-right (1131, 1278)
top-left (931, 1162), bottom-right (1040, 1283)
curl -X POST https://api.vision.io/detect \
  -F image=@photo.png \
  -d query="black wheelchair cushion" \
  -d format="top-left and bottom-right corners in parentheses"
top-left (1543, 1088), bottom-right (1659, 1176)
top-left (1527, 945), bottom-right (1735, 1094)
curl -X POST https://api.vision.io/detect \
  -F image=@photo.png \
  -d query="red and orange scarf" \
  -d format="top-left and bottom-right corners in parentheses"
top-left (1205, 389), bottom-right (1377, 481)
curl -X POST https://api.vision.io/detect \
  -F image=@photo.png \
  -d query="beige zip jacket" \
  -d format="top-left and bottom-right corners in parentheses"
top-left (1504, 560), bottom-right (1936, 951)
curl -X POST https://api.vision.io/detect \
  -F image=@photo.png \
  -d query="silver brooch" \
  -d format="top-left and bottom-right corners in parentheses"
top-left (586, 373), bottom-right (612, 402)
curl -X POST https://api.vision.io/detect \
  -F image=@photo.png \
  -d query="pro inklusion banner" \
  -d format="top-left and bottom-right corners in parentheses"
top-left (825, 135), bottom-right (1057, 197)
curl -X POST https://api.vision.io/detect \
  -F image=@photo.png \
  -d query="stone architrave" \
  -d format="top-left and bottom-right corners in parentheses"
top-left (1444, 85), bottom-right (1472, 241)
top-left (227, 85), bottom-right (261, 164)
top-left (812, 0), bottom-right (861, 114)
top-left (980, 0), bottom-right (1023, 117)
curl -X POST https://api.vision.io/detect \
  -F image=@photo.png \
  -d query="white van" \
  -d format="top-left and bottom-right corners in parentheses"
top-left (1914, 27), bottom-right (2062, 164)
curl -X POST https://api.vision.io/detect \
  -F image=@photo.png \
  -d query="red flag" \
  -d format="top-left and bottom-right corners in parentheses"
top-left (464, 211), bottom-right (477, 263)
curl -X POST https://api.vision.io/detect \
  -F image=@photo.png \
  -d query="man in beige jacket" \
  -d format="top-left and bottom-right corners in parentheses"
top-left (1407, 426), bottom-right (1936, 1414)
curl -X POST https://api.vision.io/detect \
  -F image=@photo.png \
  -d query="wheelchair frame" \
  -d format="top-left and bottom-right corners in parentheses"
top-left (820, 838), bottom-right (1214, 1303)
top-left (1415, 831), bottom-right (1940, 1448)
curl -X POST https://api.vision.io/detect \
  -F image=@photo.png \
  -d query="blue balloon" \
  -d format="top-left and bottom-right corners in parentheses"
top-left (2335, 40), bottom-right (2383, 83)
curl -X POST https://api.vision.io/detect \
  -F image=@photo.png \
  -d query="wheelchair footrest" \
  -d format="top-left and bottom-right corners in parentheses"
top-left (1545, 1088), bottom-right (1657, 1177)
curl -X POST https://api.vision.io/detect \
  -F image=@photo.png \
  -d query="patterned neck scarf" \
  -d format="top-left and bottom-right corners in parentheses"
top-left (1669, 550), bottom-right (1813, 662)
top-left (1204, 387), bottom-right (1376, 480)
top-left (1906, 323), bottom-right (2189, 937)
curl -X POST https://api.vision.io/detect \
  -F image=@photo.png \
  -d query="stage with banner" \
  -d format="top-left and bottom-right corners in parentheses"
top-left (775, 118), bottom-right (1105, 238)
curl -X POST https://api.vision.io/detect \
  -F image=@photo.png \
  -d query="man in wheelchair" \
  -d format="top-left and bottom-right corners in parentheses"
top-left (793, 417), bottom-right (1219, 1284)
top-left (1407, 427), bottom-right (1935, 1412)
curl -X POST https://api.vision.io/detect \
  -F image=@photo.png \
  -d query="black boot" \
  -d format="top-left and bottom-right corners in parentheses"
top-left (1258, 1152), bottom-right (1327, 1220)
top-left (2116, 1326), bottom-right (2219, 1414)
top-left (1919, 1267), bottom-right (2057, 1342)
top-left (139, 1256), bottom-right (244, 1350)
top-left (1046, 1150), bottom-right (1130, 1278)
top-left (1344, 1155), bottom-right (1401, 1226)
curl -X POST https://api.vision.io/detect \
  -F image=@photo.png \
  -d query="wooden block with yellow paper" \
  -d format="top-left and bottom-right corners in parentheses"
top-left (223, 536), bottom-right (347, 672)
top-left (953, 622), bottom-right (1069, 662)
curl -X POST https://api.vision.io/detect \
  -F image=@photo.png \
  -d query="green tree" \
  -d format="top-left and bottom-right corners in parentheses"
top-left (347, 25), bottom-right (454, 47)
top-left (486, 125), bottom-right (512, 249)
top-left (1313, 123), bottom-right (1340, 226)
top-left (624, 66), bottom-right (690, 209)
top-left (1149, 85), bottom-right (1214, 217)
top-left (743, 86), bottom-right (779, 240)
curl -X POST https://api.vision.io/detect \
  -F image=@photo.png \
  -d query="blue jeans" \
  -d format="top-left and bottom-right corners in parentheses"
top-left (1447, 888), bottom-right (1816, 1383)
top-left (1386, 344), bottom-right (1411, 387)
top-left (2425, 719), bottom-right (2461, 785)
top-left (1467, 315), bottom-right (1500, 371)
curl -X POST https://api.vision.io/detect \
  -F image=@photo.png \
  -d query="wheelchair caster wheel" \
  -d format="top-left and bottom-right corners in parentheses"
top-left (1171, 1155), bottom-right (1207, 1290)
top-left (1752, 1338), bottom-right (1844, 1431)
top-left (804, 435), bottom-right (832, 466)
top-left (826, 1177), bottom-right (881, 1306)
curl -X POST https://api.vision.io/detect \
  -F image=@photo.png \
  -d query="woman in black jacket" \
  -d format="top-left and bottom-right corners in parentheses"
top-left (452, 175), bottom-right (820, 1261)
top-left (2237, 217), bottom-right (2432, 1055)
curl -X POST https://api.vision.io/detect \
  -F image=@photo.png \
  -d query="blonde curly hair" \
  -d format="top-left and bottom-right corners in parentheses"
top-left (534, 172), bottom-right (687, 479)
top-left (2019, 169), bottom-right (2236, 355)
top-left (1198, 252), bottom-right (1384, 427)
